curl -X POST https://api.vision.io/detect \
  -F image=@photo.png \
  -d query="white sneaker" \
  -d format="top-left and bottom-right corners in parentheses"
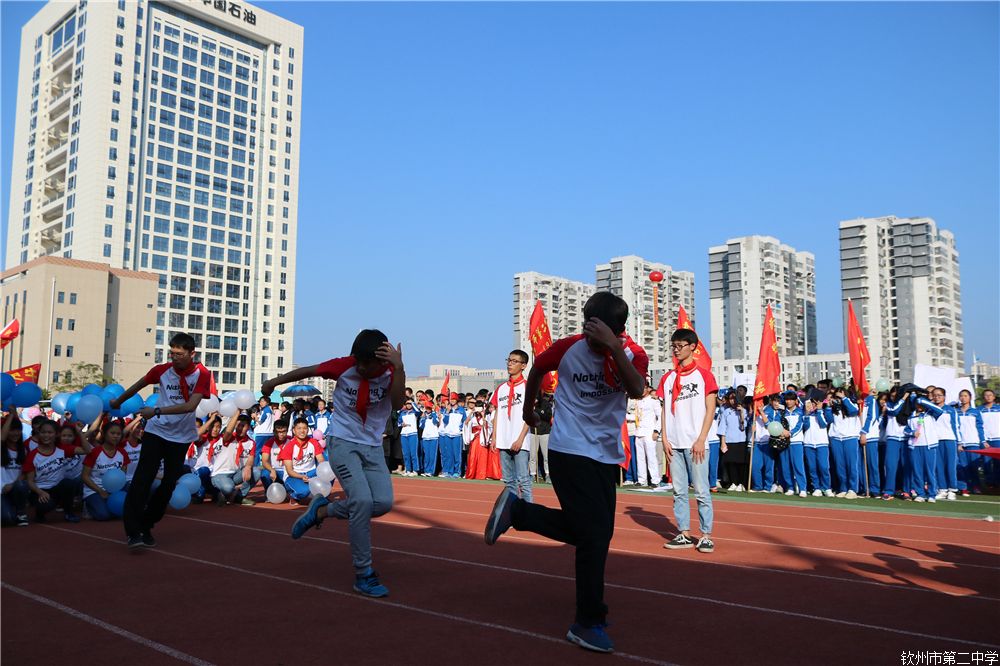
top-left (946, 491), bottom-right (957, 501)
top-left (799, 491), bottom-right (808, 498)
top-left (727, 483), bottom-right (738, 491)
top-left (824, 489), bottom-right (835, 497)
top-left (927, 497), bottom-right (936, 503)
top-left (770, 484), bottom-right (780, 493)
top-left (811, 489), bottom-right (823, 497)
top-left (784, 490), bottom-right (795, 496)
top-left (935, 490), bottom-right (947, 500)
top-left (845, 490), bottom-right (858, 499)
top-left (622, 481), bottom-right (635, 486)
top-left (663, 483), bottom-right (673, 491)
top-left (835, 492), bottom-right (847, 498)
top-left (914, 497), bottom-right (926, 503)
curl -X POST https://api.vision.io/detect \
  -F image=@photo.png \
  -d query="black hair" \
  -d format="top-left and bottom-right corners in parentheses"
top-left (237, 414), bottom-right (252, 425)
top-left (671, 328), bottom-right (699, 346)
top-left (31, 415), bottom-right (47, 427)
top-left (273, 419), bottom-right (289, 431)
top-left (583, 292), bottom-right (628, 335)
top-left (169, 332), bottom-right (197, 351)
top-left (351, 329), bottom-right (388, 362)
top-left (426, 389), bottom-right (435, 399)
top-left (292, 417), bottom-right (310, 427)
top-left (102, 419), bottom-right (125, 436)
top-left (510, 349), bottom-right (529, 364)
top-left (3, 420), bottom-right (25, 467)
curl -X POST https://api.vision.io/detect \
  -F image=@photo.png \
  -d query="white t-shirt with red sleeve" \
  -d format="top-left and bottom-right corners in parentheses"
top-left (22, 445), bottom-right (79, 490)
top-left (490, 376), bottom-right (531, 451)
top-left (316, 357), bottom-right (394, 447)
top-left (207, 437), bottom-right (239, 476)
top-left (142, 362), bottom-right (213, 443)
top-left (82, 446), bottom-right (130, 498)
top-left (278, 438), bottom-right (322, 476)
top-left (661, 364), bottom-right (719, 449)
top-left (232, 436), bottom-right (255, 470)
top-left (534, 334), bottom-right (649, 465)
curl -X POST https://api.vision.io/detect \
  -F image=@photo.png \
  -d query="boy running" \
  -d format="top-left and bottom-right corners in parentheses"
top-left (484, 292), bottom-right (647, 654)
top-left (261, 330), bottom-right (404, 598)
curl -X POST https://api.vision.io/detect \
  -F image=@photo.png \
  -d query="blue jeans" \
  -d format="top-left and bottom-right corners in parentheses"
top-left (211, 471), bottom-right (238, 496)
top-left (253, 434), bottom-right (272, 466)
top-left (420, 438), bottom-right (439, 475)
top-left (85, 493), bottom-right (114, 521)
top-left (261, 467), bottom-right (284, 488)
top-left (779, 443), bottom-right (807, 493)
top-left (401, 433), bottom-right (419, 472)
top-left (284, 469), bottom-right (317, 500)
top-left (805, 446), bottom-right (831, 491)
top-left (936, 440), bottom-right (958, 491)
top-left (2, 480), bottom-right (29, 525)
top-left (234, 466), bottom-right (261, 497)
top-left (882, 438), bottom-right (904, 495)
top-left (751, 441), bottom-right (775, 490)
top-left (830, 437), bottom-right (859, 493)
top-left (910, 446), bottom-right (937, 499)
top-left (708, 441), bottom-right (721, 488)
top-left (669, 448), bottom-right (713, 535)
top-left (500, 448), bottom-right (533, 502)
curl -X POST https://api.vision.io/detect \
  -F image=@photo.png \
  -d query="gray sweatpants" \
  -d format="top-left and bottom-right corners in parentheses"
top-left (324, 437), bottom-right (394, 574)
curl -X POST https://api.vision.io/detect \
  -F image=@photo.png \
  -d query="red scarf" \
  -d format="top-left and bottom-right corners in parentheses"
top-left (293, 438), bottom-right (316, 461)
top-left (600, 334), bottom-right (635, 390)
top-left (354, 362), bottom-right (391, 424)
top-left (670, 362), bottom-right (698, 414)
top-left (505, 375), bottom-right (526, 418)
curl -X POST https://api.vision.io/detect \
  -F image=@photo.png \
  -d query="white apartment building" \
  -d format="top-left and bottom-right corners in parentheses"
top-left (513, 272), bottom-right (595, 357)
top-left (708, 236), bottom-right (816, 361)
top-left (595, 255), bottom-right (696, 366)
top-left (6, 0), bottom-right (303, 393)
top-left (839, 216), bottom-right (964, 383)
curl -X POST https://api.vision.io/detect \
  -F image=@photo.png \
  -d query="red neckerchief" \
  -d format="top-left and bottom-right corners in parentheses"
top-left (671, 362), bottom-right (698, 414)
top-left (294, 438), bottom-right (316, 461)
top-left (505, 375), bottom-right (526, 418)
top-left (599, 334), bottom-right (634, 390)
top-left (173, 362), bottom-right (200, 401)
top-left (206, 437), bottom-right (227, 462)
top-left (354, 362), bottom-right (391, 424)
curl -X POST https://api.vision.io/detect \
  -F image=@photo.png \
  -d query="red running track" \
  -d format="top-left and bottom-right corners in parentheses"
top-left (3, 476), bottom-right (998, 666)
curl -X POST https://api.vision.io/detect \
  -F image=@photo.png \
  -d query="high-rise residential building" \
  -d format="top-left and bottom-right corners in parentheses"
top-left (513, 272), bottom-right (595, 357)
top-left (595, 255), bottom-right (696, 367)
top-left (708, 236), bottom-right (816, 362)
top-left (0, 256), bottom-right (158, 390)
top-left (6, 0), bottom-right (303, 393)
top-left (839, 215), bottom-right (963, 382)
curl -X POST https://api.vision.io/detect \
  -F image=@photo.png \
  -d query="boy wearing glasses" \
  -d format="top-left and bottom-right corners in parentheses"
top-left (490, 350), bottom-right (533, 501)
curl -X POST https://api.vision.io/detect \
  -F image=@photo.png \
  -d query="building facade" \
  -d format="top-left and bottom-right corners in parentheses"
top-left (0, 256), bottom-right (158, 390)
top-left (513, 272), bottom-right (595, 358)
top-left (595, 255), bottom-right (695, 366)
top-left (6, 0), bottom-right (303, 393)
top-left (709, 236), bottom-right (816, 362)
top-left (839, 216), bottom-right (963, 383)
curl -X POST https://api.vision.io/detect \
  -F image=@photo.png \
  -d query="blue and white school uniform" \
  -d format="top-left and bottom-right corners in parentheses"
top-left (419, 413), bottom-right (440, 476)
top-left (828, 397), bottom-right (861, 495)
top-left (981, 404), bottom-right (1000, 486)
top-left (440, 407), bottom-right (466, 478)
top-left (905, 400), bottom-right (944, 500)
top-left (859, 395), bottom-right (881, 496)
top-left (933, 404), bottom-right (961, 495)
top-left (803, 408), bottom-right (832, 493)
top-left (750, 407), bottom-right (779, 491)
top-left (397, 408), bottom-right (420, 474)
top-left (779, 405), bottom-right (806, 495)
top-left (706, 407), bottom-right (722, 489)
top-left (881, 399), bottom-right (909, 497)
top-left (314, 409), bottom-right (334, 444)
top-left (955, 406), bottom-right (985, 492)
top-left (253, 405), bottom-right (274, 465)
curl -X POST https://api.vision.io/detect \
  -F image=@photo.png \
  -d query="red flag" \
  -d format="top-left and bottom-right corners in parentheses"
top-left (440, 371), bottom-right (450, 398)
top-left (673, 305), bottom-right (712, 372)
top-left (8, 364), bottom-right (41, 384)
top-left (0, 319), bottom-right (20, 349)
top-left (752, 305), bottom-right (782, 412)
top-left (846, 300), bottom-right (871, 397)
top-left (620, 422), bottom-right (631, 471)
top-left (528, 300), bottom-right (559, 393)
top-left (196, 363), bottom-right (218, 396)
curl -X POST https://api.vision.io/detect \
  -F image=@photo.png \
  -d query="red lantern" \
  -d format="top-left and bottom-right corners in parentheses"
top-left (649, 271), bottom-right (664, 283)
top-left (649, 272), bottom-right (663, 329)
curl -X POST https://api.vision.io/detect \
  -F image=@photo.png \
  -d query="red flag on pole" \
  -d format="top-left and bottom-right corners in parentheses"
top-left (440, 371), bottom-right (450, 398)
top-left (0, 319), bottom-right (20, 349)
top-left (673, 305), bottom-right (712, 372)
top-left (528, 300), bottom-right (558, 393)
top-left (8, 363), bottom-right (41, 384)
top-left (846, 300), bottom-right (871, 397)
top-left (753, 304), bottom-right (782, 412)
top-left (620, 422), bottom-right (632, 471)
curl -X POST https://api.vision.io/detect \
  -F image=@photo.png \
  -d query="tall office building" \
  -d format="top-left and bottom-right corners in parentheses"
top-left (6, 0), bottom-right (303, 392)
top-left (709, 236), bottom-right (816, 361)
top-left (839, 216), bottom-right (963, 382)
top-left (595, 255), bottom-right (696, 366)
top-left (513, 272), bottom-right (595, 357)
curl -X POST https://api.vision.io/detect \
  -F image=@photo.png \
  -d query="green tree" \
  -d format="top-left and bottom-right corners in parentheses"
top-left (50, 362), bottom-right (115, 393)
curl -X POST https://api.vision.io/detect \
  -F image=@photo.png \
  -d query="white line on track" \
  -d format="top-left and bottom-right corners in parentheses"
top-left (38, 526), bottom-right (678, 666)
top-left (1, 581), bottom-right (216, 666)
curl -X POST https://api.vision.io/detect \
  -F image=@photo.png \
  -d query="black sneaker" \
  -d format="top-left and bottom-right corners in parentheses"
top-left (484, 487), bottom-right (518, 545)
top-left (695, 536), bottom-right (715, 553)
top-left (141, 531), bottom-right (156, 547)
top-left (664, 534), bottom-right (695, 549)
top-left (16, 514), bottom-right (29, 527)
top-left (127, 535), bottom-right (145, 550)
top-left (215, 493), bottom-right (227, 507)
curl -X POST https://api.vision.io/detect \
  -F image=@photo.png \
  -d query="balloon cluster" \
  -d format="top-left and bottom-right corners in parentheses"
top-left (197, 389), bottom-right (255, 419)
top-left (46, 384), bottom-right (153, 423)
top-left (2, 373), bottom-right (41, 409)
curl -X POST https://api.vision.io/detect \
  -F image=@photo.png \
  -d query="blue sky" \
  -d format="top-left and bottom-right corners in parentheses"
top-left (3, 1), bottom-right (998, 375)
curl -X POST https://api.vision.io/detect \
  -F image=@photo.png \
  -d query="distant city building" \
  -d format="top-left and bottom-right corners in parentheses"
top-left (709, 236), bottom-right (816, 362)
top-left (839, 216), bottom-right (963, 383)
top-left (6, 0), bottom-right (304, 393)
top-left (595, 255), bottom-right (695, 366)
top-left (0, 256), bottom-right (157, 390)
top-left (971, 359), bottom-right (1000, 385)
top-left (513, 272), bottom-right (595, 357)
top-left (408, 364), bottom-right (506, 397)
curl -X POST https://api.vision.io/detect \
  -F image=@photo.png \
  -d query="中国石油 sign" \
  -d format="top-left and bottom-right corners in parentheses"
top-left (202, 0), bottom-right (256, 26)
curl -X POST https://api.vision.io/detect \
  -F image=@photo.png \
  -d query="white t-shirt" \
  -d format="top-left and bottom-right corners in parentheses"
top-left (2, 447), bottom-right (23, 487)
top-left (82, 447), bottom-right (130, 498)
top-left (122, 440), bottom-right (142, 481)
top-left (490, 377), bottom-right (531, 451)
top-left (279, 439), bottom-right (321, 476)
top-left (660, 364), bottom-right (719, 450)
top-left (534, 334), bottom-right (649, 465)
top-left (142, 363), bottom-right (213, 443)
top-left (264, 437), bottom-right (287, 474)
top-left (207, 437), bottom-right (239, 476)
top-left (317, 357), bottom-right (395, 447)
top-left (22, 445), bottom-right (78, 490)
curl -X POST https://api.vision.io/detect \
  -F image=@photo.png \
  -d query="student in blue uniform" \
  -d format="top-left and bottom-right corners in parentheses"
top-left (955, 389), bottom-right (985, 496)
top-left (779, 391), bottom-right (807, 497)
top-left (881, 387), bottom-right (910, 500)
top-left (440, 393), bottom-right (466, 478)
top-left (419, 407), bottom-right (440, 477)
top-left (930, 387), bottom-right (960, 501)
top-left (803, 396), bottom-right (833, 497)
top-left (397, 400), bottom-right (420, 476)
top-left (859, 392), bottom-right (883, 497)
top-left (905, 394), bottom-right (944, 502)
top-left (827, 387), bottom-right (861, 499)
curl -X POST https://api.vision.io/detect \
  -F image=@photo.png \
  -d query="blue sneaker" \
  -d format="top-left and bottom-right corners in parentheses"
top-left (291, 495), bottom-right (329, 540)
top-left (353, 568), bottom-right (389, 598)
top-left (567, 623), bottom-right (614, 653)
top-left (484, 487), bottom-right (517, 545)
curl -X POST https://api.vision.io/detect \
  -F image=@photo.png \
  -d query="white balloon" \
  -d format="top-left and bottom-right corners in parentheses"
top-left (234, 389), bottom-right (255, 410)
top-left (316, 461), bottom-right (336, 483)
top-left (218, 399), bottom-right (238, 417)
top-left (196, 400), bottom-right (209, 419)
top-left (266, 483), bottom-right (287, 504)
top-left (308, 477), bottom-right (332, 497)
top-left (203, 394), bottom-right (220, 414)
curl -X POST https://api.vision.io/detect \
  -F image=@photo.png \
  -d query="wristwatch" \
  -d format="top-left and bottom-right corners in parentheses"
top-left (154, 407), bottom-right (162, 418)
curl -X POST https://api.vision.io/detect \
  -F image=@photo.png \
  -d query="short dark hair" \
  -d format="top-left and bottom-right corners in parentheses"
top-left (31, 415), bottom-right (47, 427)
top-left (274, 419), bottom-right (289, 431)
top-left (583, 292), bottom-right (628, 335)
top-left (510, 349), bottom-right (529, 364)
top-left (169, 332), bottom-right (196, 351)
top-left (351, 329), bottom-right (388, 362)
top-left (292, 417), bottom-right (310, 427)
top-left (237, 414), bottom-right (252, 425)
top-left (670, 328), bottom-right (699, 346)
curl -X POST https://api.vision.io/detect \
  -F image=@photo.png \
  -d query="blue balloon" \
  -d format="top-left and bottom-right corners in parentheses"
top-left (65, 392), bottom-right (82, 417)
top-left (146, 393), bottom-right (159, 408)
top-left (11, 382), bottom-right (42, 408)
top-left (107, 490), bottom-right (127, 517)
top-left (75, 394), bottom-right (104, 424)
top-left (50, 392), bottom-right (70, 414)
top-left (104, 384), bottom-right (125, 398)
top-left (169, 485), bottom-right (191, 510)
top-left (102, 468), bottom-right (127, 493)
top-left (81, 383), bottom-right (103, 396)
top-left (122, 394), bottom-right (145, 416)
top-left (178, 473), bottom-right (202, 494)
top-left (1, 374), bottom-right (14, 403)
